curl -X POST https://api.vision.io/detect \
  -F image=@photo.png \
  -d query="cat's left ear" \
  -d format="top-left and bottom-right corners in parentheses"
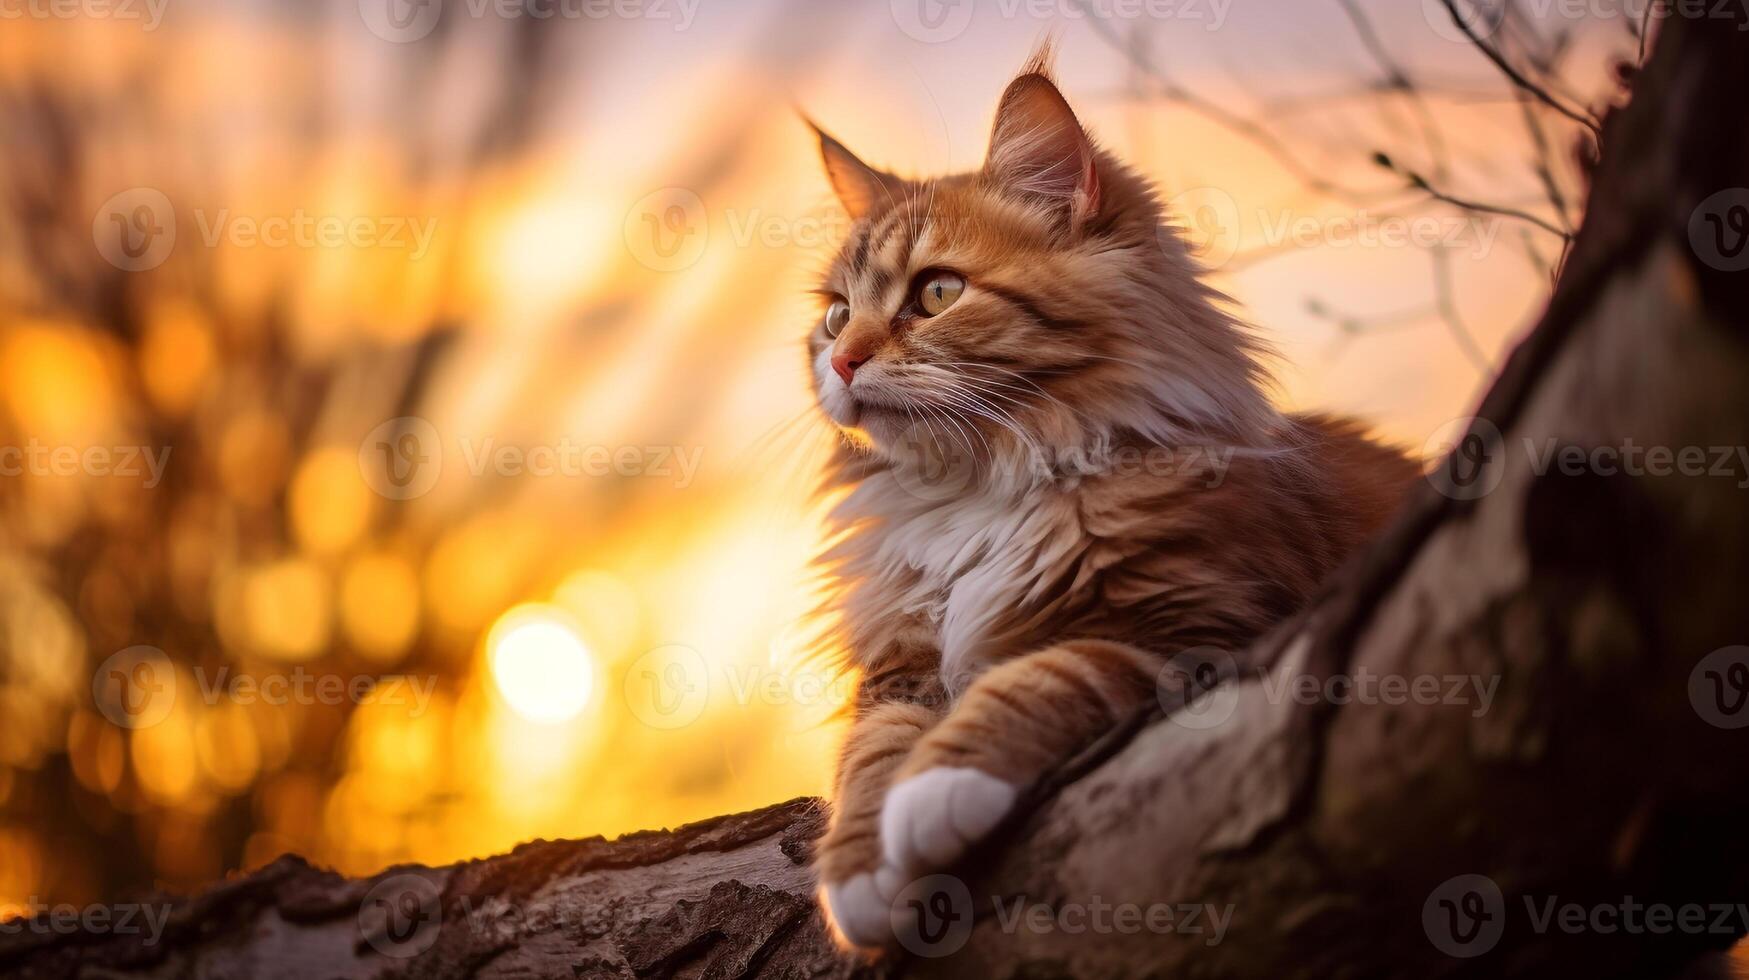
top-left (806, 119), bottom-right (905, 222)
top-left (984, 71), bottom-right (1100, 230)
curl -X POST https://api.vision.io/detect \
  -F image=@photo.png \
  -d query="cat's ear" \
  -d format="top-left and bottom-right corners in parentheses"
top-left (983, 68), bottom-right (1100, 228)
top-left (807, 120), bottom-right (903, 222)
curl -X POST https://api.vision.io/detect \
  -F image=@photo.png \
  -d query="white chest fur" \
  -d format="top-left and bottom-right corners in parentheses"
top-left (859, 472), bottom-right (1081, 696)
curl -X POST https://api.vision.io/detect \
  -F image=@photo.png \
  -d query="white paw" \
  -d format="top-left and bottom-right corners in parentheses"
top-left (822, 871), bottom-right (891, 949)
top-left (880, 767), bottom-right (1018, 875)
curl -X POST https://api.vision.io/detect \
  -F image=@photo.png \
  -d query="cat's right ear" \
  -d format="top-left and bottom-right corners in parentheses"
top-left (807, 119), bottom-right (902, 222)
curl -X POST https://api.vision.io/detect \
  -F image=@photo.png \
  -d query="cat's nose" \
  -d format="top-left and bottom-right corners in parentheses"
top-left (831, 353), bottom-right (867, 386)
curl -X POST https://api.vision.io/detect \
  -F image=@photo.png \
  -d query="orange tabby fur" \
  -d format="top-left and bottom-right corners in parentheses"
top-left (802, 48), bottom-right (1419, 949)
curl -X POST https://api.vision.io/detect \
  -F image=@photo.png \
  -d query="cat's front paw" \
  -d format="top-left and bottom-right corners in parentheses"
top-left (880, 767), bottom-right (1018, 875)
top-left (822, 872), bottom-right (887, 949)
top-left (821, 865), bottom-right (905, 950)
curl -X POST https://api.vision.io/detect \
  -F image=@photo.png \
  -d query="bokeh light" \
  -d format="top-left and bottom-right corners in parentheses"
top-left (488, 606), bottom-right (596, 724)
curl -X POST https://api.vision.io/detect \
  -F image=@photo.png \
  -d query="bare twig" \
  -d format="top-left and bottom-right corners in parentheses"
top-left (1438, 0), bottom-right (1604, 138)
top-left (1373, 151), bottom-right (1573, 240)
top-left (1071, 0), bottom-right (1399, 205)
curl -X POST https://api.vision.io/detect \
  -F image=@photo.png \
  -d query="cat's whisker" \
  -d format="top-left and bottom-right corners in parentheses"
top-left (918, 401), bottom-right (976, 460)
top-left (924, 361), bottom-right (1080, 413)
top-left (916, 380), bottom-right (1041, 462)
top-left (904, 364), bottom-right (1059, 437)
top-left (927, 397), bottom-right (987, 460)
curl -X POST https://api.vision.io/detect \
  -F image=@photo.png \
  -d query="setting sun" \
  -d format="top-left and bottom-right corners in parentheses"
top-left (487, 606), bottom-right (596, 725)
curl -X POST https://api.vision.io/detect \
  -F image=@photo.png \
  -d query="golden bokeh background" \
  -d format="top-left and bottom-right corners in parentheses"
top-left (0, 0), bottom-right (1625, 912)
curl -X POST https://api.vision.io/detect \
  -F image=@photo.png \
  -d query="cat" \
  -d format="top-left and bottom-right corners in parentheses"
top-left (802, 46), bottom-right (1419, 950)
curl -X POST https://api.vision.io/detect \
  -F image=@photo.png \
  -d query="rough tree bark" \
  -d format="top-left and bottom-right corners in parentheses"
top-left (5, 12), bottom-right (1749, 980)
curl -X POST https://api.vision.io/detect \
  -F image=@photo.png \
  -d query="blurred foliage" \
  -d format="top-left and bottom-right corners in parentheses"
top-left (0, 3), bottom-right (847, 910)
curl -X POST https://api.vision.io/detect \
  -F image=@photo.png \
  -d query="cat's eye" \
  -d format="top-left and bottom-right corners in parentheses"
top-left (915, 271), bottom-right (965, 316)
top-left (823, 298), bottom-right (850, 337)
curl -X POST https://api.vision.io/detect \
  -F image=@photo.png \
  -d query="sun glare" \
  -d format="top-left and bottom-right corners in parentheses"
top-left (487, 606), bottom-right (596, 724)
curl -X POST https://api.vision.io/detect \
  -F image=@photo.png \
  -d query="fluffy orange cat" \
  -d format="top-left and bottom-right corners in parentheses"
top-left (804, 49), bottom-right (1418, 950)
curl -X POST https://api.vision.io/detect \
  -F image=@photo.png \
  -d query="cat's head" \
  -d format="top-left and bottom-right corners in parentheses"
top-left (806, 50), bottom-right (1277, 478)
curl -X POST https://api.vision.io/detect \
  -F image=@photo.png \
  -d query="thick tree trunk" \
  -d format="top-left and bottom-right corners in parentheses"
top-left (6, 12), bottom-right (1749, 980)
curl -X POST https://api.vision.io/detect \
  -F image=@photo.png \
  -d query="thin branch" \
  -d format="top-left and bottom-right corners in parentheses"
top-left (1514, 87), bottom-right (1576, 233)
top-left (1374, 151), bottom-right (1573, 240)
top-left (1439, 0), bottom-right (1603, 138)
top-left (1335, 0), bottom-right (1452, 180)
top-left (1071, 0), bottom-right (1399, 205)
top-left (1638, 0), bottom-right (1661, 65)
